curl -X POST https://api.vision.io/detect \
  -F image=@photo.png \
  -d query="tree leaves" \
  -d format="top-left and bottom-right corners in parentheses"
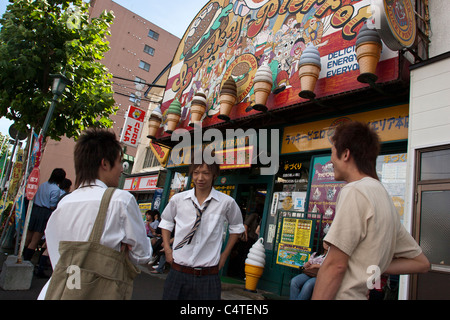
top-left (0, 0), bottom-right (117, 140)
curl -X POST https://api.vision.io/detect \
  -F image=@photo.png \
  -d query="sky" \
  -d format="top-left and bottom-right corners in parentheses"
top-left (0, 0), bottom-right (208, 136)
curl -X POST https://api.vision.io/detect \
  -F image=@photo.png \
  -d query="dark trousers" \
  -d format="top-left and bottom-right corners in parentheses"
top-left (162, 268), bottom-right (221, 300)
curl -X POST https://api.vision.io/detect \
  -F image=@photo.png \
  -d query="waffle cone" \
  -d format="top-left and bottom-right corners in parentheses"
top-left (299, 64), bottom-right (321, 93)
top-left (190, 104), bottom-right (206, 123)
top-left (253, 81), bottom-right (272, 106)
top-left (166, 113), bottom-right (181, 133)
top-left (219, 94), bottom-right (236, 118)
top-left (244, 263), bottom-right (264, 292)
top-left (356, 42), bottom-right (382, 75)
top-left (147, 118), bottom-right (161, 138)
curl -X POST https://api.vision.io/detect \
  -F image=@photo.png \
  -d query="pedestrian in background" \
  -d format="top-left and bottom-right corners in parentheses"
top-left (159, 160), bottom-right (245, 300)
top-left (312, 121), bottom-right (430, 300)
top-left (23, 168), bottom-right (66, 260)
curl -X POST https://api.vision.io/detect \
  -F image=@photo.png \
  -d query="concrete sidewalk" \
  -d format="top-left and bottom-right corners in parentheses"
top-left (0, 251), bottom-right (272, 300)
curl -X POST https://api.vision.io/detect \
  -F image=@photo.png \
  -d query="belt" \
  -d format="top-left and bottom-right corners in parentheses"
top-left (171, 262), bottom-right (219, 276)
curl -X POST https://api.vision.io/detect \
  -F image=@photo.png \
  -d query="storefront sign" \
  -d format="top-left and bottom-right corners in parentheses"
top-left (167, 133), bottom-right (254, 168)
top-left (123, 175), bottom-right (160, 192)
top-left (161, 0), bottom-right (399, 134)
top-left (282, 104), bottom-right (409, 154)
top-left (149, 140), bottom-right (170, 166)
top-left (215, 185), bottom-right (235, 196)
top-left (120, 106), bottom-right (146, 148)
top-left (215, 145), bottom-right (254, 170)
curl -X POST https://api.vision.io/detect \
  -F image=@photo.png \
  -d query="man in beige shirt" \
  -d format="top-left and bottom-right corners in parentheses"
top-left (312, 122), bottom-right (430, 300)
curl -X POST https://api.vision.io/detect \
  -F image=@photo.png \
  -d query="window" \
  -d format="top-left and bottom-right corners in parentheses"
top-left (144, 45), bottom-right (155, 56)
top-left (139, 60), bottom-right (150, 72)
top-left (419, 148), bottom-right (450, 181)
top-left (143, 147), bottom-right (160, 168)
top-left (148, 29), bottom-right (159, 41)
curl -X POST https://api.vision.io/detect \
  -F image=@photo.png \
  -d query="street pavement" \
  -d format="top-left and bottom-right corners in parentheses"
top-left (0, 263), bottom-right (167, 300)
top-left (0, 254), bottom-right (268, 300)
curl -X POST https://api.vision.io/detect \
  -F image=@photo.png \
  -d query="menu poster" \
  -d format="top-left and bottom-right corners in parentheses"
top-left (276, 217), bottom-right (315, 268)
top-left (281, 218), bottom-right (314, 248)
top-left (307, 155), bottom-right (346, 237)
top-left (277, 244), bottom-right (310, 268)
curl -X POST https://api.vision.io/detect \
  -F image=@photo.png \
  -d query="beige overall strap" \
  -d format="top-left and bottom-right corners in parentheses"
top-left (89, 187), bottom-right (116, 243)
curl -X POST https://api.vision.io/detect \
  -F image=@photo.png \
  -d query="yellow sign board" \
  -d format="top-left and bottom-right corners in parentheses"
top-left (282, 104), bottom-right (409, 154)
top-left (149, 140), bottom-right (170, 166)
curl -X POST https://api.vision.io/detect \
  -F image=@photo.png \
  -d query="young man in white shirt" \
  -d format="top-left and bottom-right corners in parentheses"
top-left (38, 128), bottom-right (152, 299)
top-left (159, 161), bottom-right (245, 300)
top-left (312, 121), bottom-right (430, 300)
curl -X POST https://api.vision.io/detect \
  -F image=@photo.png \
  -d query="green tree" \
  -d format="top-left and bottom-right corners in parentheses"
top-left (0, 0), bottom-right (117, 140)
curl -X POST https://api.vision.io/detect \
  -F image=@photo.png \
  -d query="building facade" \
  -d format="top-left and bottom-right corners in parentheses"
top-left (38, 0), bottom-right (179, 185)
top-left (402, 0), bottom-right (450, 299)
top-left (142, 0), bottom-right (449, 299)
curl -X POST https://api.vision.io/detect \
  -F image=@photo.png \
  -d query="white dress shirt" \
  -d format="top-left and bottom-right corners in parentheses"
top-left (159, 187), bottom-right (245, 268)
top-left (38, 180), bottom-right (152, 299)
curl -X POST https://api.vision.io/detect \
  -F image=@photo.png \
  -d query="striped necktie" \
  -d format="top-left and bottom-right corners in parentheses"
top-left (174, 199), bottom-right (210, 250)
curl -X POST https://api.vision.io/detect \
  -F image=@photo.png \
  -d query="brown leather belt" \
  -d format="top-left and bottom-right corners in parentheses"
top-left (171, 262), bottom-right (219, 276)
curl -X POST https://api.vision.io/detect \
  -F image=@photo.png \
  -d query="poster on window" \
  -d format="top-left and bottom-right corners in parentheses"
top-left (120, 106), bottom-right (146, 148)
top-left (307, 155), bottom-right (346, 238)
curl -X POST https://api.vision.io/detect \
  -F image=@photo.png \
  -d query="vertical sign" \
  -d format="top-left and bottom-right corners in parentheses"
top-left (120, 106), bottom-right (146, 148)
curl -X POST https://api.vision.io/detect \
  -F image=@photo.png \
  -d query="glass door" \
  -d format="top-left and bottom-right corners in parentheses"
top-left (412, 145), bottom-right (450, 300)
top-left (414, 184), bottom-right (450, 299)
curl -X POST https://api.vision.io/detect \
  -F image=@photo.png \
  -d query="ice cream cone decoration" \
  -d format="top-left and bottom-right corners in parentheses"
top-left (298, 43), bottom-right (321, 99)
top-left (218, 76), bottom-right (237, 121)
top-left (147, 104), bottom-right (163, 139)
top-left (165, 97), bottom-right (182, 134)
top-left (189, 88), bottom-right (207, 127)
top-left (252, 62), bottom-right (273, 112)
top-left (355, 23), bottom-right (382, 83)
top-left (244, 238), bottom-right (266, 292)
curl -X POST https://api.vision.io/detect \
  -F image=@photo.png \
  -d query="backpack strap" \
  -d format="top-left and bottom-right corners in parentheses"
top-left (89, 187), bottom-right (116, 243)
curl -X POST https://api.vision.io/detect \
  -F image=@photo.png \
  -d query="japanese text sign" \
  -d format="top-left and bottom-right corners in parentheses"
top-left (120, 106), bottom-right (146, 148)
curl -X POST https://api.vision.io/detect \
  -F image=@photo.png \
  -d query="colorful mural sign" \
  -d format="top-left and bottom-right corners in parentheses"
top-left (161, 0), bottom-right (399, 135)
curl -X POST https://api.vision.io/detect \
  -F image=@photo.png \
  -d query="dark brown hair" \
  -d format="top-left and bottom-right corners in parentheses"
top-left (74, 128), bottom-right (122, 188)
top-left (331, 121), bottom-right (380, 180)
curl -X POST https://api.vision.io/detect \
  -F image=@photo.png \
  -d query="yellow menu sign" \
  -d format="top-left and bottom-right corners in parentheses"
top-left (281, 218), bottom-right (313, 248)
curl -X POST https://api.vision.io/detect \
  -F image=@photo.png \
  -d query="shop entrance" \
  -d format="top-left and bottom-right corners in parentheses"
top-left (226, 183), bottom-right (267, 280)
